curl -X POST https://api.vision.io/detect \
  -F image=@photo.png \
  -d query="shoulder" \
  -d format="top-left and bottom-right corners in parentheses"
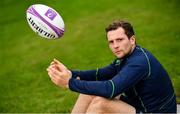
top-left (126, 46), bottom-right (151, 68)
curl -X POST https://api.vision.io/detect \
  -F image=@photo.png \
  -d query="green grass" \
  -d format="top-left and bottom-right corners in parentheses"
top-left (0, 0), bottom-right (180, 112)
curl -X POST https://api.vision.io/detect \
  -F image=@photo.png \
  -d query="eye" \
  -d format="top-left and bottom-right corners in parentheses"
top-left (117, 38), bottom-right (123, 42)
top-left (109, 41), bottom-right (113, 44)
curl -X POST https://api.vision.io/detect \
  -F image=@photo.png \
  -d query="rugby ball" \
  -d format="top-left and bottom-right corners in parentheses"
top-left (26, 4), bottom-right (65, 39)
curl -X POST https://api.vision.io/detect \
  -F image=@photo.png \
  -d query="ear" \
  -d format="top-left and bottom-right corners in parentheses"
top-left (130, 35), bottom-right (136, 45)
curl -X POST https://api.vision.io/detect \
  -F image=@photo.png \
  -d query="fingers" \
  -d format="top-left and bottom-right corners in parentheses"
top-left (47, 65), bottom-right (68, 80)
top-left (47, 65), bottom-right (61, 77)
top-left (53, 58), bottom-right (67, 69)
top-left (47, 67), bottom-right (67, 86)
top-left (48, 73), bottom-right (66, 86)
top-left (50, 58), bottom-right (62, 66)
top-left (49, 58), bottom-right (67, 71)
top-left (50, 61), bottom-right (55, 65)
top-left (53, 58), bottom-right (60, 64)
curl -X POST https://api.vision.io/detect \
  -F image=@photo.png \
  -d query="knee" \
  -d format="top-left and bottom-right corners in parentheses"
top-left (91, 96), bottom-right (106, 106)
top-left (86, 96), bottom-right (107, 113)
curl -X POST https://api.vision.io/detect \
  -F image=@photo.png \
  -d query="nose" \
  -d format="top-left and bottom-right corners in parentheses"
top-left (113, 41), bottom-right (119, 49)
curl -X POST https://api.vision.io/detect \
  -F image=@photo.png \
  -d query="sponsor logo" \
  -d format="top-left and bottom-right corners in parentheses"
top-left (28, 17), bottom-right (56, 38)
top-left (45, 9), bottom-right (57, 20)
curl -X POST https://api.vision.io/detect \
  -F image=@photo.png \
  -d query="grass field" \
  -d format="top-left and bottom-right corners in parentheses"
top-left (0, 0), bottom-right (180, 112)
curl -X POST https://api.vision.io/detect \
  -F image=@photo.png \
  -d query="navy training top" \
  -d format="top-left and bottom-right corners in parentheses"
top-left (69, 46), bottom-right (177, 113)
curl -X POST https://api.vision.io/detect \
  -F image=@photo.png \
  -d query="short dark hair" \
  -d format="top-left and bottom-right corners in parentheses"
top-left (105, 20), bottom-right (135, 39)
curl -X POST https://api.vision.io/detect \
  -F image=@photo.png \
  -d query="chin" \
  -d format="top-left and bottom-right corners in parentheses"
top-left (115, 54), bottom-right (123, 59)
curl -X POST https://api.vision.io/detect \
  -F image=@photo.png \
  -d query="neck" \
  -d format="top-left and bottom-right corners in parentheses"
top-left (130, 44), bottom-right (136, 54)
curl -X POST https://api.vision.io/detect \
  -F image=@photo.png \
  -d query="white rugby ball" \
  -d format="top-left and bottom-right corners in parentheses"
top-left (26, 4), bottom-right (65, 39)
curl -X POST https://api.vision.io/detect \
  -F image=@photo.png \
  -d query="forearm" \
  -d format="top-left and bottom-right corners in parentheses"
top-left (71, 70), bottom-right (97, 81)
top-left (71, 64), bottom-right (117, 81)
top-left (69, 78), bottom-right (114, 98)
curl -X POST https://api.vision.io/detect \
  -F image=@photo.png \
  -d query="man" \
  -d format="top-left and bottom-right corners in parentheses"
top-left (47, 20), bottom-right (177, 113)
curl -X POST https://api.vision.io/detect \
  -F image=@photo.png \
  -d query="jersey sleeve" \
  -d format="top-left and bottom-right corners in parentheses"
top-left (71, 60), bottom-right (117, 81)
top-left (69, 57), bottom-right (149, 98)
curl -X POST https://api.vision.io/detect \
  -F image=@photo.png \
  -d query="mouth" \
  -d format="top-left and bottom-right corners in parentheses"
top-left (114, 50), bottom-right (121, 54)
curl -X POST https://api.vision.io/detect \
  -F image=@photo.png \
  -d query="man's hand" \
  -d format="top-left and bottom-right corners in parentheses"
top-left (47, 58), bottom-right (72, 88)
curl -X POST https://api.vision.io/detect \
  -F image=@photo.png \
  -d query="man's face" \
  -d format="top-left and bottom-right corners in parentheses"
top-left (107, 27), bottom-right (135, 59)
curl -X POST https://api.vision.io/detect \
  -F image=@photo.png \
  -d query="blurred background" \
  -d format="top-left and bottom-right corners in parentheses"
top-left (0, 0), bottom-right (180, 112)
